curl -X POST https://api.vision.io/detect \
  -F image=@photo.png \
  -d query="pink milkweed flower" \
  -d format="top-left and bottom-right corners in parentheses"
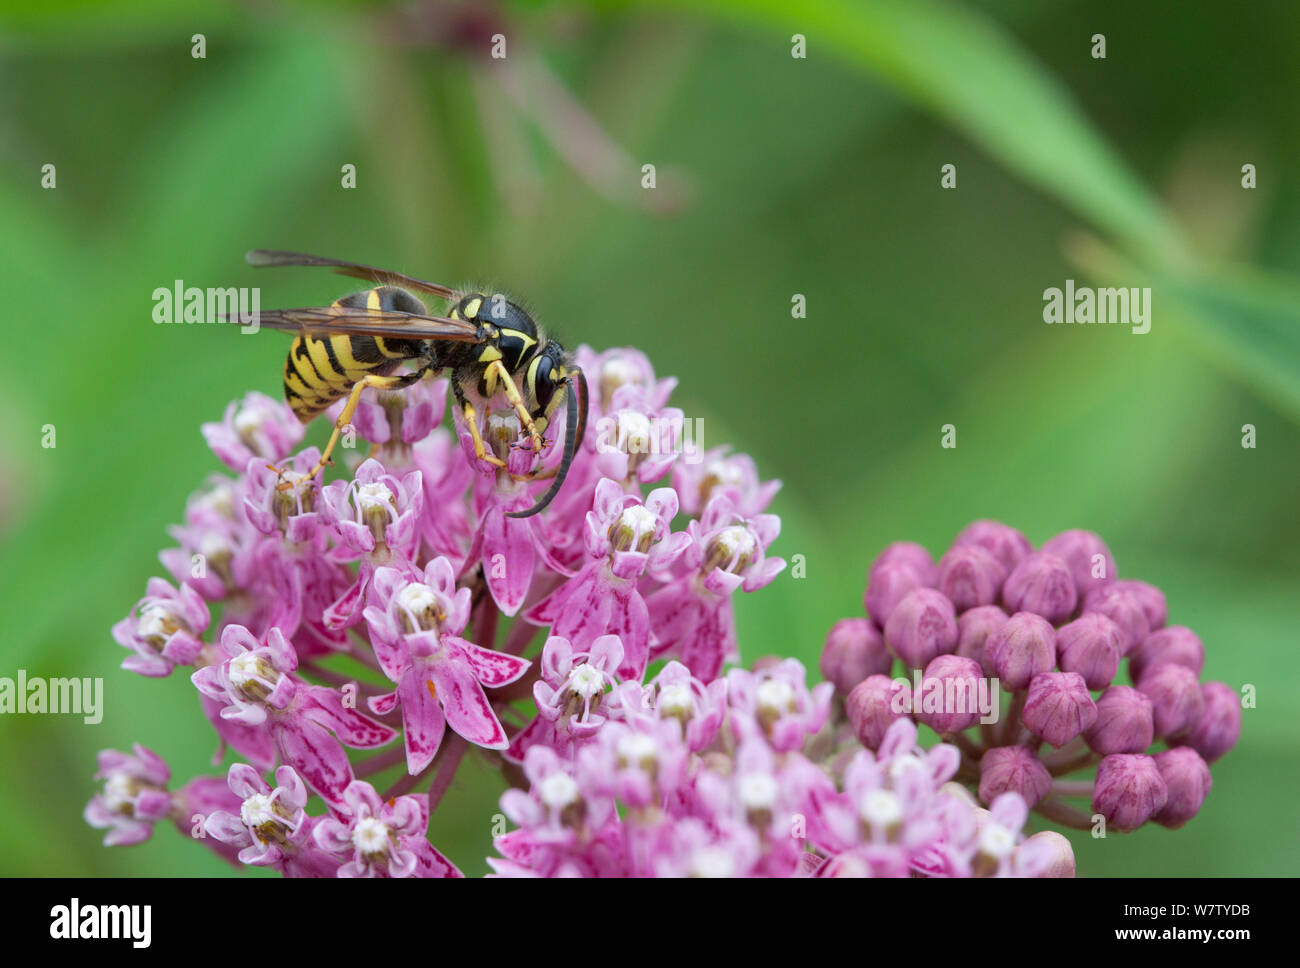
top-left (362, 558), bottom-right (529, 772)
top-left (1187, 681), bottom-right (1241, 763)
top-left (646, 492), bottom-right (784, 681)
top-left (491, 745), bottom-right (623, 877)
top-left (83, 745), bottom-right (176, 847)
top-left (584, 717), bottom-right (691, 810)
top-left (953, 520), bottom-right (1032, 573)
top-left (672, 445), bottom-right (781, 518)
top-left (202, 391), bottom-right (304, 474)
top-left (528, 479), bottom-right (690, 679)
top-left (203, 764), bottom-right (338, 877)
top-left (506, 634), bottom-right (625, 763)
top-left (325, 374), bottom-right (448, 472)
top-left (649, 816), bottom-right (761, 878)
top-left (578, 344), bottom-right (677, 417)
top-left (313, 780), bottom-right (461, 878)
top-left (970, 792), bottom-right (1055, 877)
top-left (320, 457), bottom-right (424, 628)
top-left (112, 577), bottom-right (209, 678)
top-left (412, 429), bottom-right (475, 564)
top-left (460, 415), bottom-right (575, 617)
top-left (191, 624), bottom-right (396, 806)
top-left (1041, 529), bottom-right (1116, 596)
top-left (726, 659), bottom-right (833, 753)
top-left (159, 474), bottom-right (251, 601)
top-left (1092, 753), bottom-right (1168, 832)
top-left (624, 659), bottom-right (728, 752)
top-left (591, 384), bottom-right (686, 485)
top-left (978, 745), bottom-right (1052, 808)
top-left (242, 449), bottom-right (326, 544)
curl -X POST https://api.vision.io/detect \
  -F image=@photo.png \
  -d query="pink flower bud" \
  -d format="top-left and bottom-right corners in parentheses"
top-left (1017, 830), bottom-right (1076, 877)
top-left (1083, 584), bottom-right (1150, 654)
top-left (984, 612), bottom-right (1055, 690)
top-left (1001, 553), bottom-right (1077, 624)
top-left (884, 588), bottom-right (957, 669)
top-left (1092, 754), bottom-right (1167, 832)
top-left (978, 745), bottom-right (1052, 808)
top-left (1022, 672), bottom-right (1097, 748)
top-left (936, 545), bottom-right (1006, 611)
top-left (845, 675), bottom-right (910, 750)
top-left (1137, 664), bottom-right (1205, 740)
top-left (956, 604), bottom-right (1008, 676)
top-left (863, 561), bottom-right (927, 627)
top-left (916, 654), bottom-right (985, 736)
top-left (1055, 613), bottom-right (1123, 690)
top-left (1153, 748), bottom-right (1212, 829)
top-left (1186, 681), bottom-right (1241, 763)
top-left (1085, 685), bottom-right (1154, 754)
top-left (1129, 626), bottom-right (1205, 684)
top-left (1041, 529), bottom-right (1115, 595)
top-left (1113, 579), bottom-right (1167, 630)
top-left (953, 519), bottom-right (1032, 573)
top-left (820, 618), bottom-right (892, 695)
top-left (869, 541), bottom-right (936, 581)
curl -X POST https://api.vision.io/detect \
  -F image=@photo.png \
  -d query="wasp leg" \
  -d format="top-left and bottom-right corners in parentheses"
top-left (485, 359), bottom-right (546, 461)
top-left (452, 382), bottom-right (508, 469)
top-left (284, 369), bottom-right (426, 489)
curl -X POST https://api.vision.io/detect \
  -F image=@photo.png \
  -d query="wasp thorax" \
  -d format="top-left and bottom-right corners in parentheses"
top-left (656, 683), bottom-right (694, 724)
top-left (858, 788), bottom-right (905, 842)
top-left (136, 603), bottom-right (191, 653)
top-left (228, 651), bottom-right (280, 703)
top-left (396, 582), bottom-right (446, 634)
top-left (352, 816), bottom-right (396, 862)
top-left (241, 793), bottom-right (296, 845)
top-left (738, 772), bottom-right (779, 828)
top-left (754, 678), bottom-right (797, 732)
top-left (616, 732), bottom-right (660, 776)
top-left (608, 505), bottom-right (659, 554)
top-left (703, 525), bottom-right (759, 576)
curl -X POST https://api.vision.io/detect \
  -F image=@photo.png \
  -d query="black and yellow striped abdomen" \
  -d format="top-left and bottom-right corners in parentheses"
top-left (282, 332), bottom-right (414, 421)
top-left (282, 286), bottom-right (429, 422)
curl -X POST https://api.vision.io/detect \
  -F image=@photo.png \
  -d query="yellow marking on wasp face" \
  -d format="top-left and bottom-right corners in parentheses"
top-left (462, 297), bottom-right (483, 320)
top-left (478, 346), bottom-right (503, 364)
top-left (525, 357), bottom-right (541, 398)
top-left (366, 288), bottom-right (382, 312)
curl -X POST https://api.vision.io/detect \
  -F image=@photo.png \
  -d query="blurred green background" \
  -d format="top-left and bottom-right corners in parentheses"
top-left (1, 0), bottom-right (1296, 877)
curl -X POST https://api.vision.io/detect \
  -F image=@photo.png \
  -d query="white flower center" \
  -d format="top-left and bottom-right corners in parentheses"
top-left (353, 816), bottom-right (392, 855)
top-left (228, 652), bottom-right (271, 691)
top-left (979, 822), bottom-right (1016, 860)
top-left (538, 772), bottom-right (580, 810)
top-left (738, 772), bottom-right (779, 811)
top-left (195, 482), bottom-right (236, 518)
top-left (616, 732), bottom-right (658, 765)
top-left (103, 773), bottom-right (134, 812)
top-left (704, 459), bottom-right (744, 488)
top-left (616, 411), bottom-right (653, 453)
top-left (198, 531), bottom-right (231, 559)
top-left (398, 583), bottom-right (439, 615)
top-left (233, 405), bottom-right (266, 439)
top-left (568, 664), bottom-right (604, 699)
top-left (859, 789), bottom-right (904, 827)
top-left (888, 754), bottom-right (926, 784)
top-left (241, 793), bottom-right (276, 829)
top-left (136, 605), bottom-right (173, 641)
top-left (356, 482), bottom-right (394, 511)
top-left (690, 846), bottom-right (735, 878)
top-left (611, 505), bottom-right (659, 553)
top-left (716, 525), bottom-right (758, 560)
top-left (658, 684), bottom-right (693, 718)
top-left (756, 678), bottom-right (795, 716)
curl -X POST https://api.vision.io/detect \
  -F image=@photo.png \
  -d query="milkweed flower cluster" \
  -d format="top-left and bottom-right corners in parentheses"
top-left (95, 351), bottom-right (1096, 876)
top-left (838, 522), bottom-right (1241, 835)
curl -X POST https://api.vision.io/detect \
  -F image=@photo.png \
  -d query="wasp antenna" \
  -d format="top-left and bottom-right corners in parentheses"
top-left (506, 368), bottom-right (586, 519)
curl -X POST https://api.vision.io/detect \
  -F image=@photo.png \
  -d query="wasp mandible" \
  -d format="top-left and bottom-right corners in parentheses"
top-left (239, 250), bottom-right (588, 518)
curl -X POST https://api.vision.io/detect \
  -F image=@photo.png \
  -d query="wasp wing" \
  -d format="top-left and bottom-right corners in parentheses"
top-left (246, 250), bottom-right (459, 300)
top-left (226, 305), bottom-right (481, 342)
